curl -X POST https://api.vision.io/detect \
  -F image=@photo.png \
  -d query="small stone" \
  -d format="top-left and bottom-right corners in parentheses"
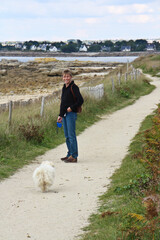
top-left (0, 69), bottom-right (7, 76)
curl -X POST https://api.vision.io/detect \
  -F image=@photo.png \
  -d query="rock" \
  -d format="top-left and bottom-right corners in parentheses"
top-left (38, 68), bottom-right (49, 72)
top-left (0, 59), bottom-right (20, 67)
top-left (38, 63), bottom-right (49, 68)
top-left (0, 69), bottom-right (7, 76)
top-left (72, 70), bottom-right (81, 75)
top-left (8, 62), bottom-right (20, 67)
top-left (19, 63), bottom-right (31, 68)
top-left (48, 68), bottom-right (65, 76)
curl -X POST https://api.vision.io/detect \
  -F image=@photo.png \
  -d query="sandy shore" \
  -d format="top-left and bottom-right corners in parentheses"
top-left (0, 73), bottom-right (160, 240)
top-left (0, 51), bottom-right (157, 57)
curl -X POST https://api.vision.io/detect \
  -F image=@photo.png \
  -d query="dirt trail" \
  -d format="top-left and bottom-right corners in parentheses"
top-left (0, 74), bottom-right (160, 240)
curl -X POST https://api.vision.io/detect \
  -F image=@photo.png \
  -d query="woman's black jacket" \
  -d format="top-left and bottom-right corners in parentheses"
top-left (59, 81), bottom-right (84, 117)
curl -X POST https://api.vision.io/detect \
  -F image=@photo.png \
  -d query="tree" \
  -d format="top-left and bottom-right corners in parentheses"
top-left (135, 39), bottom-right (147, 45)
top-left (6, 45), bottom-right (16, 51)
top-left (77, 39), bottom-right (82, 48)
top-left (52, 41), bottom-right (65, 49)
top-left (128, 40), bottom-right (136, 51)
top-left (88, 44), bottom-right (101, 52)
top-left (153, 41), bottom-right (160, 50)
top-left (111, 41), bottom-right (121, 51)
top-left (104, 40), bottom-right (114, 48)
top-left (120, 40), bottom-right (128, 46)
top-left (135, 39), bottom-right (147, 51)
top-left (60, 42), bottom-right (78, 53)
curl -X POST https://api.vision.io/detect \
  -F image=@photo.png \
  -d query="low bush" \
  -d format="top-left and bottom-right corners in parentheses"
top-left (19, 123), bottom-right (44, 143)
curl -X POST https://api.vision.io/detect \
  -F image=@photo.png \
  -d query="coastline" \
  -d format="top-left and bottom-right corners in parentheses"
top-left (0, 57), bottom-right (122, 108)
top-left (0, 51), bottom-right (159, 57)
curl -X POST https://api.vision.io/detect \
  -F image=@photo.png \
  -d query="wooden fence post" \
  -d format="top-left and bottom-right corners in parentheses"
top-left (125, 72), bottom-right (128, 83)
top-left (137, 69), bottom-right (141, 78)
top-left (127, 60), bottom-right (129, 74)
top-left (136, 69), bottom-right (138, 79)
top-left (111, 78), bottom-right (115, 93)
top-left (134, 69), bottom-right (137, 80)
top-left (40, 96), bottom-right (45, 117)
top-left (118, 72), bottom-right (121, 86)
top-left (8, 101), bottom-right (12, 126)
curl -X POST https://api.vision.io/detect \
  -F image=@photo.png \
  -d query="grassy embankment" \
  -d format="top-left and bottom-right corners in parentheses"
top-left (0, 61), bottom-right (155, 180)
top-left (80, 105), bottom-right (160, 240)
top-left (79, 56), bottom-right (160, 240)
top-left (133, 54), bottom-right (160, 76)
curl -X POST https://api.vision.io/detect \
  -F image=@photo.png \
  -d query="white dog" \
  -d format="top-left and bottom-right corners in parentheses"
top-left (33, 161), bottom-right (55, 192)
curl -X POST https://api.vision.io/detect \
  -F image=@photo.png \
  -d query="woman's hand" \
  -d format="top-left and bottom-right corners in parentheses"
top-left (57, 116), bottom-right (62, 123)
top-left (67, 107), bottom-right (72, 112)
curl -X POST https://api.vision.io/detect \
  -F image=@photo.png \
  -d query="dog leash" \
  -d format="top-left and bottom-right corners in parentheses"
top-left (56, 122), bottom-right (62, 134)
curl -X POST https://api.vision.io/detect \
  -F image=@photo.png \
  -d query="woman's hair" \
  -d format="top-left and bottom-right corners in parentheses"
top-left (63, 69), bottom-right (72, 77)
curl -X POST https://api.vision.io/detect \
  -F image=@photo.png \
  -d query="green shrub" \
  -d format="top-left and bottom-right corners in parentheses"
top-left (19, 123), bottom-right (44, 143)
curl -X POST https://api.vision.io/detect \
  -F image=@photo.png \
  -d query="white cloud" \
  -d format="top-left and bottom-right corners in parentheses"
top-left (105, 4), bottom-right (154, 15)
top-left (0, 0), bottom-right (159, 41)
top-left (106, 5), bottom-right (127, 14)
top-left (85, 18), bottom-right (100, 24)
top-left (0, 1), bottom-right (157, 18)
top-left (133, 4), bottom-right (154, 14)
top-left (0, 0), bottom-right (46, 16)
top-left (122, 14), bottom-right (154, 24)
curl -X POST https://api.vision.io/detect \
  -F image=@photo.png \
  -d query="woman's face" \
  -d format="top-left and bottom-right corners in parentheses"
top-left (63, 74), bottom-right (72, 86)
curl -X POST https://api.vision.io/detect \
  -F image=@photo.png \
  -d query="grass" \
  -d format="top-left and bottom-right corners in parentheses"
top-left (80, 108), bottom-right (160, 240)
top-left (133, 54), bottom-right (160, 76)
top-left (0, 62), bottom-right (155, 181)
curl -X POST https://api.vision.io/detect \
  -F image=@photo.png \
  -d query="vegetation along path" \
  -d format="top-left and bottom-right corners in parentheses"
top-left (0, 73), bottom-right (160, 240)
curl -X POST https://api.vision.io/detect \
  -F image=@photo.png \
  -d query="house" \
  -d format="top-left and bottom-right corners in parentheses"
top-left (15, 42), bottom-right (23, 49)
top-left (37, 44), bottom-right (47, 51)
top-left (37, 45), bottom-right (42, 51)
top-left (41, 44), bottom-right (47, 51)
top-left (101, 46), bottom-right (111, 52)
top-left (49, 46), bottom-right (58, 52)
top-left (30, 45), bottom-right (37, 51)
top-left (79, 45), bottom-right (87, 52)
top-left (121, 46), bottom-right (131, 52)
top-left (22, 45), bottom-right (27, 50)
top-left (146, 44), bottom-right (156, 51)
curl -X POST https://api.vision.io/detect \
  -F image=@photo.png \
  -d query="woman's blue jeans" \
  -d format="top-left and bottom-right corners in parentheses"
top-left (62, 112), bottom-right (78, 159)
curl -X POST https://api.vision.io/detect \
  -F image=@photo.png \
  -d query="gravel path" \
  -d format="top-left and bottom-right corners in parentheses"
top-left (0, 74), bottom-right (160, 240)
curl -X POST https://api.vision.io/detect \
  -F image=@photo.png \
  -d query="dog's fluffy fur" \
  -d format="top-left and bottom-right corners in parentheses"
top-left (33, 161), bottom-right (55, 192)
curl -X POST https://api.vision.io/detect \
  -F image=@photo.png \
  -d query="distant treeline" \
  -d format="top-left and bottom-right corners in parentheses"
top-left (0, 39), bottom-right (160, 53)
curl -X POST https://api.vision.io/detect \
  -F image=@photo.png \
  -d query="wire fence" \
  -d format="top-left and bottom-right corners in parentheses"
top-left (0, 66), bottom-right (141, 126)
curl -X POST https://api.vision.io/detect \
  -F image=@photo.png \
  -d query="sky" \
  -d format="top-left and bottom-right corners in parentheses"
top-left (0, 0), bottom-right (160, 42)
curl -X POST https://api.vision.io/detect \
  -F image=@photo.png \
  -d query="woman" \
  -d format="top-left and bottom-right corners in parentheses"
top-left (57, 69), bottom-right (84, 163)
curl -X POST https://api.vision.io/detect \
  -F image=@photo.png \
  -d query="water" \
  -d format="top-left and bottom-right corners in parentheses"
top-left (0, 56), bottom-right (138, 63)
